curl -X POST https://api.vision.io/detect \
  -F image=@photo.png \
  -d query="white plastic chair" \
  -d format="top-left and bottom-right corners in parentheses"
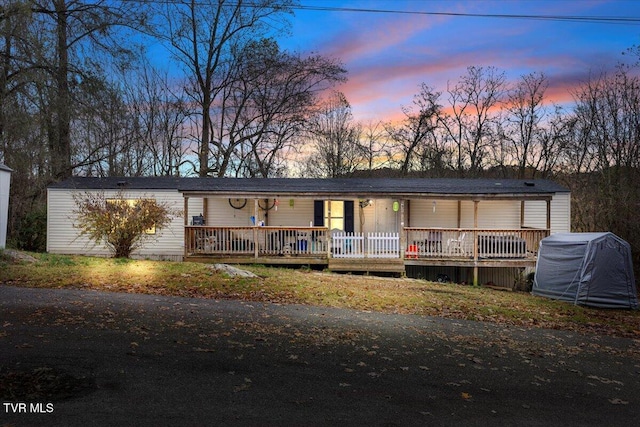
top-left (447, 232), bottom-right (466, 255)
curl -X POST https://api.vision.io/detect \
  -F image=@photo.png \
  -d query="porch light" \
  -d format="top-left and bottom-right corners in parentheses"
top-left (359, 199), bottom-right (372, 208)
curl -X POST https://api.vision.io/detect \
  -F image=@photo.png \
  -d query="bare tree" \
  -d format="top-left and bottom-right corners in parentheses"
top-left (440, 66), bottom-right (506, 176)
top-left (502, 72), bottom-right (548, 178)
top-left (532, 106), bottom-right (572, 178)
top-left (386, 84), bottom-right (443, 175)
top-left (212, 38), bottom-right (345, 178)
top-left (151, 0), bottom-right (295, 177)
top-left (564, 67), bottom-right (640, 280)
top-left (360, 120), bottom-right (391, 173)
top-left (122, 62), bottom-right (191, 177)
top-left (29, 0), bottom-right (139, 180)
top-left (304, 91), bottom-right (364, 178)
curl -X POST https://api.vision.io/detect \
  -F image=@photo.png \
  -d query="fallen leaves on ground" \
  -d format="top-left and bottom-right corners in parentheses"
top-left (2, 254), bottom-right (639, 339)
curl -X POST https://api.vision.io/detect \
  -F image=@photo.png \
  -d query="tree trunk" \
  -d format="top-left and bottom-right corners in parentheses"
top-left (53, 0), bottom-right (71, 180)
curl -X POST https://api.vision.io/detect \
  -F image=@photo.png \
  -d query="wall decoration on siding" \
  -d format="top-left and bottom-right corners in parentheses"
top-left (228, 198), bottom-right (247, 209)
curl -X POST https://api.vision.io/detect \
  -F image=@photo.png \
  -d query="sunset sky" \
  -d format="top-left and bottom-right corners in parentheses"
top-left (278, 0), bottom-right (640, 122)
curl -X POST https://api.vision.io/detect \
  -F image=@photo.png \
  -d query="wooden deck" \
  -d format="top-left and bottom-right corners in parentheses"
top-left (184, 226), bottom-right (547, 274)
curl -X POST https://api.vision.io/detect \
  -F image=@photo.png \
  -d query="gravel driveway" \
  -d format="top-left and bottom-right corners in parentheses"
top-left (1, 285), bottom-right (639, 426)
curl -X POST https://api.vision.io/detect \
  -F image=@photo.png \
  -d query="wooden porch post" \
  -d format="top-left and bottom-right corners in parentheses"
top-left (184, 197), bottom-right (189, 226)
top-left (520, 200), bottom-right (525, 228)
top-left (473, 200), bottom-right (479, 286)
top-left (327, 200), bottom-right (332, 258)
top-left (203, 197), bottom-right (208, 222)
top-left (457, 200), bottom-right (462, 228)
top-left (400, 200), bottom-right (406, 260)
top-left (253, 198), bottom-right (259, 259)
top-left (183, 196), bottom-right (189, 259)
top-left (546, 199), bottom-right (552, 230)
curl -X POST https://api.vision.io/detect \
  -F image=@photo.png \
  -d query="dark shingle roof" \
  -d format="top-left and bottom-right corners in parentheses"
top-left (49, 177), bottom-right (569, 199)
top-left (49, 176), bottom-right (183, 190)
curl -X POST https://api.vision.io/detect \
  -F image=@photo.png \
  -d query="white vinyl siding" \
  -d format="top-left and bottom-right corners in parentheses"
top-left (523, 193), bottom-right (571, 233)
top-left (361, 203), bottom-right (375, 234)
top-left (186, 197), bottom-right (204, 225)
top-left (409, 194), bottom-right (570, 232)
top-left (409, 200), bottom-right (460, 228)
top-left (269, 198), bottom-right (314, 227)
top-left (460, 200), bottom-right (521, 229)
top-left (203, 197), bottom-right (316, 227)
top-left (207, 197), bottom-right (254, 227)
top-left (47, 188), bottom-right (185, 260)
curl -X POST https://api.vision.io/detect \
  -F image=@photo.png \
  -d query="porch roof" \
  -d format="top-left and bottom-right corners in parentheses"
top-left (50, 177), bottom-right (568, 200)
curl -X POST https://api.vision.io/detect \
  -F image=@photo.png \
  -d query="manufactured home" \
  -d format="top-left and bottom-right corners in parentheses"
top-left (47, 177), bottom-right (570, 287)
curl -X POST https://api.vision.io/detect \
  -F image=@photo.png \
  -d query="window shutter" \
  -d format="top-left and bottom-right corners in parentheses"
top-left (344, 201), bottom-right (354, 233)
top-left (313, 200), bottom-right (324, 226)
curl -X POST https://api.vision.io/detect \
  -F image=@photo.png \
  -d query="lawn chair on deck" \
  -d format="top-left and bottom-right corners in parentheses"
top-left (447, 232), bottom-right (466, 255)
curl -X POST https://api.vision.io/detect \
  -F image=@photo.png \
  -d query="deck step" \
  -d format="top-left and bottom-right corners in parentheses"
top-left (328, 258), bottom-right (405, 273)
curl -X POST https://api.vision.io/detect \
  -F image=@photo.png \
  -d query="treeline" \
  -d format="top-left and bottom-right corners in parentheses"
top-left (1, 2), bottom-right (639, 280)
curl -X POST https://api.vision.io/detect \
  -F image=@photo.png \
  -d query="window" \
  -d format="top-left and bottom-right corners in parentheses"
top-left (314, 200), bottom-right (354, 232)
top-left (325, 200), bottom-right (344, 231)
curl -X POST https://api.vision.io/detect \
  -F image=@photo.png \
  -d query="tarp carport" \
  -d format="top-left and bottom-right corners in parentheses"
top-left (533, 232), bottom-right (637, 309)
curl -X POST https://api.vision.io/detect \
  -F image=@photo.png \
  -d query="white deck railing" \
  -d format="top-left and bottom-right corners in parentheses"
top-left (185, 226), bottom-right (328, 257)
top-left (256, 227), bottom-right (328, 256)
top-left (331, 232), bottom-right (365, 258)
top-left (331, 232), bottom-right (400, 259)
top-left (367, 232), bottom-right (400, 258)
top-left (404, 228), bottom-right (549, 259)
top-left (186, 226), bottom-right (546, 261)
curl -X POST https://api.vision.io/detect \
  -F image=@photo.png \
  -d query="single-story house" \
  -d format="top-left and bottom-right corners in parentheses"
top-left (47, 177), bottom-right (571, 287)
top-left (0, 162), bottom-right (12, 249)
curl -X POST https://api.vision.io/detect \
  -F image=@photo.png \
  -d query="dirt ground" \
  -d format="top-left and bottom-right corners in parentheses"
top-left (1, 285), bottom-right (639, 426)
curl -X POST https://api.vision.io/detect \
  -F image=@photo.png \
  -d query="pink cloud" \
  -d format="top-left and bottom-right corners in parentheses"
top-left (289, 1), bottom-right (637, 124)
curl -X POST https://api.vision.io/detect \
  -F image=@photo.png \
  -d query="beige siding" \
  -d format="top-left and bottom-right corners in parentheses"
top-left (460, 200), bottom-right (521, 229)
top-left (409, 194), bottom-right (571, 232)
top-left (266, 198), bottom-right (315, 227)
top-left (410, 199), bottom-right (521, 229)
top-left (360, 203), bottom-right (375, 234)
top-left (207, 197), bottom-right (255, 226)
top-left (203, 197), bottom-right (316, 227)
top-left (409, 199), bottom-right (460, 228)
top-left (523, 193), bottom-right (571, 233)
top-left (47, 188), bottom-right (185, 260)
top-left (185, 197), bottom-right (204, 225)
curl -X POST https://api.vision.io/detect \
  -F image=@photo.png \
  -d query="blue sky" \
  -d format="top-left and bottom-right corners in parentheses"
top-left (277, 0), bottom-right (640, 122)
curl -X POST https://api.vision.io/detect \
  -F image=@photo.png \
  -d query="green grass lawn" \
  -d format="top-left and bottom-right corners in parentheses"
top-left (1, 252), bottom-right (639, 338)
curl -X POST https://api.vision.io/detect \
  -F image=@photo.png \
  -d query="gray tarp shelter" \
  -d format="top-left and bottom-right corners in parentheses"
top-left (533, 232), bottom-right (638, 309)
